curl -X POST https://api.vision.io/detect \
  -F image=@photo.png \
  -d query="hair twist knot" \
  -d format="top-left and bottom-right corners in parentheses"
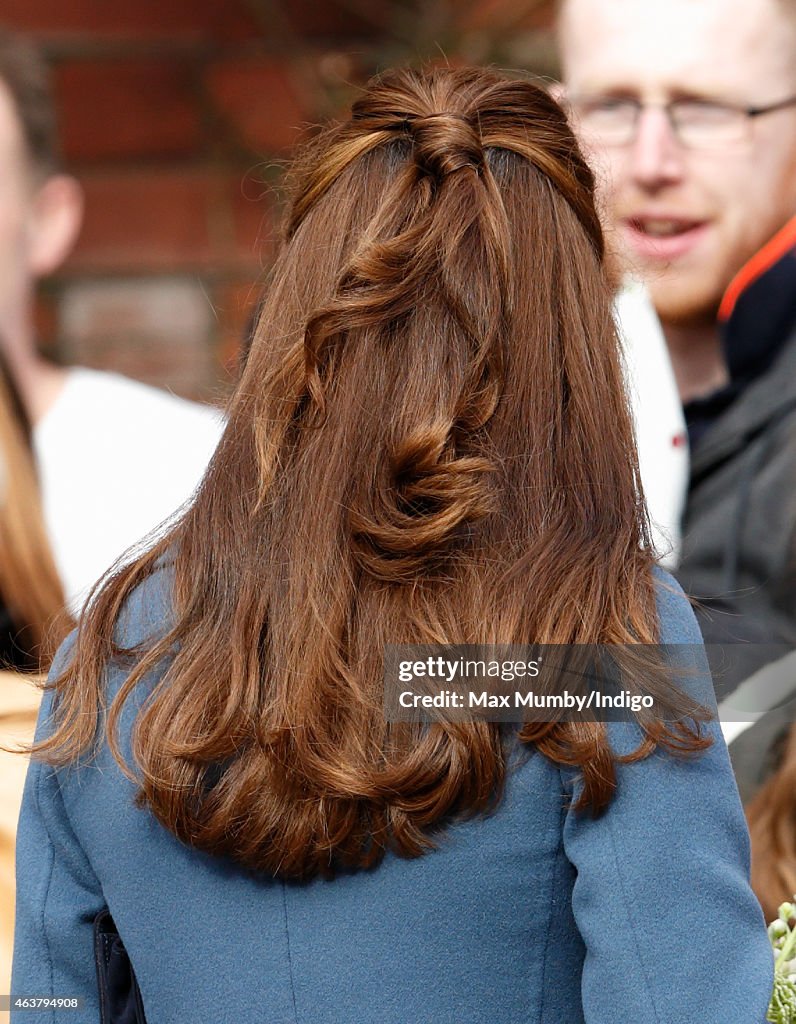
top-left (408, 112), bottom-right (483, 180)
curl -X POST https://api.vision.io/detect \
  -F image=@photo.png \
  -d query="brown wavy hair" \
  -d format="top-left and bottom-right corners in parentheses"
top-left (748, 724), bottom-right (796, 920)
top-left (33, 65), bottom-right (709, 879)
top-left (0, 351), bottom-right (68, 666)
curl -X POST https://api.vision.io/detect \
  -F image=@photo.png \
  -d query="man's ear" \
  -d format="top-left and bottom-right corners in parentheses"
top-left (27, 174), bottom-right (83, 277)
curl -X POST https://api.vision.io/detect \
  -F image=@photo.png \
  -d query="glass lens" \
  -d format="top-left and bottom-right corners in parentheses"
top-left (572, 98), bottom-right (637, 144)
top-left (670, 101), bottom-right (749, 146)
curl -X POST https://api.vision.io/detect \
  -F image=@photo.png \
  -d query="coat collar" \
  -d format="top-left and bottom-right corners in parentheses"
top-left (687, 214), bottom-right (796, 476)
top-left (718, 213), bottom-right (796, 385)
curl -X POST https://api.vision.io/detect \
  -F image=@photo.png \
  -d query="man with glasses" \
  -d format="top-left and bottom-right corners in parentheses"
top-left (557, 0), bottom-right (796, 695)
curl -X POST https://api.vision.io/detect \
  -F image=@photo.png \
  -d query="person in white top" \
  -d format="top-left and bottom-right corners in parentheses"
top-left (34, 368), bottom-right (222, 608)
top-left (0, 30), bottom-right (221, 610)
top-left (614, 279), bottom-right (689, 569)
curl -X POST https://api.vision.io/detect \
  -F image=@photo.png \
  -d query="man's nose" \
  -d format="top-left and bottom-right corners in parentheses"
top-left (629, 107), bottom-right (685, 189)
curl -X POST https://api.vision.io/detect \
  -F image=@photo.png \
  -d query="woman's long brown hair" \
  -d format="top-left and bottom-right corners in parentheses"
top-left (748, 725), bottom-right (796, 919)
top-left (0, 352), bottom-right (68, 666)
top-left (33, 66), bottom-right (709, 878)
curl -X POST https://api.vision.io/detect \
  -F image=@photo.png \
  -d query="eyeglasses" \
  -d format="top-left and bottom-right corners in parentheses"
top-left (566, 94), bottom-right (796, 149)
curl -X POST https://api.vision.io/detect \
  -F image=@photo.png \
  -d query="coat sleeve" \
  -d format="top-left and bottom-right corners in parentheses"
top-left (561, 574), bottom-right (774, 1023)
top-left (11, 639), bottom-right (104, 1024)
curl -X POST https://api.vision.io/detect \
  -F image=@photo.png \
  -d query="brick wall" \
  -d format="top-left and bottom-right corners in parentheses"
top-left (7, 0), bottom-right (556, 405)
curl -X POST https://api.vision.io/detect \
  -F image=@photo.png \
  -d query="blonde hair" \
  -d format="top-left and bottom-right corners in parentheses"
top-left (747, 723), bottom-right (796, 920)
top-left (0, 357), bottom-right (68, 665)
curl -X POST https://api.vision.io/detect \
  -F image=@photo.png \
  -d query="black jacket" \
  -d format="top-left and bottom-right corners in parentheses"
top-left (676, 224), bottom-right (796, 695)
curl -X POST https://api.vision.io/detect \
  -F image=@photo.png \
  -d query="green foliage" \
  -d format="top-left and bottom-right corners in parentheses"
top-left (768, 901), bottom-right (796, 1024)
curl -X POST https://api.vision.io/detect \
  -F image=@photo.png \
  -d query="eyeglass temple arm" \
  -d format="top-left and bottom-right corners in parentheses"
top-left (747, 94), bottom-right (796, 118)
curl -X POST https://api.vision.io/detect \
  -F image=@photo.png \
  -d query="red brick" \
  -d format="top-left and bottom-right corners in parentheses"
top-left (33, 289), bottom-right (59, 355)
top-left (213, 278), bottom-right (265, 372)
top-left (314, 52), bottom-right (366, 96)
top-left (68, 169), bottom-right (216, 271)
top-left (3, 0), bottom-right (261, 42)
top-left (58, 278), bottom-right (217, 400)
top-left (229, 171), bottom-right (278, 265)
top-left (68, 167), bottom-right (278, 273)
top-left (282, 0), bottom-right (381, 39)
top-left (56, 58), bottom-right (202, 163)
top-left (458, 0), bottom-right (556, 32)
top-left (206, 58), bottom-right (313, 154)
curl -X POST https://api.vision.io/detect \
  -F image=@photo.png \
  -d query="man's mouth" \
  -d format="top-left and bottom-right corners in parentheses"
top-left (627, 217), bottom-right (705, 238)
top-left (620, 216), bottom-right (709, 260)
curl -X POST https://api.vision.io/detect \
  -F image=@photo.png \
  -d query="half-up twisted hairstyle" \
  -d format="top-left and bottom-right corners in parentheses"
top-left (34, 66), bottom-right (708, 879)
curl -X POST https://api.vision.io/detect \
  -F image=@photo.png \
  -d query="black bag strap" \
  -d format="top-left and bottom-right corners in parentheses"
top-left (93, 910), bottom-right (147, 1024)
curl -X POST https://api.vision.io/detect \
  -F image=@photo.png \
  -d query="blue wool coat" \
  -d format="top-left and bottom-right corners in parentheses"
top-left (12, 568), bottom-right (773, 1023)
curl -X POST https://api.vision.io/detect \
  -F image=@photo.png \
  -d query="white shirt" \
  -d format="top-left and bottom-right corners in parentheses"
top-left (33, 367), bottom-right (223, 611)
top-left (614, 280), bottom-right (689, 569)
